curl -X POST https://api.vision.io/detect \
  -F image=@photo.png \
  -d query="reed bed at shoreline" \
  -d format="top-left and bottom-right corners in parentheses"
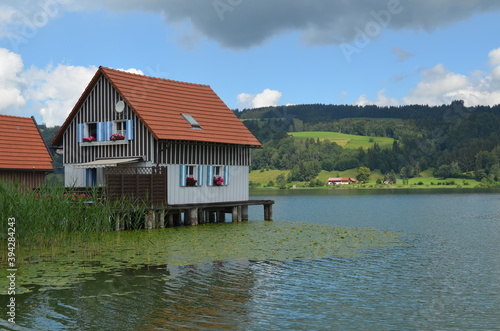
top-left (0, 182), bottom-right (147, 264)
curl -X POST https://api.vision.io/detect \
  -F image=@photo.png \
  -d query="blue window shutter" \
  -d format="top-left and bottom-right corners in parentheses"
top-left (106, 121), bottom-right (113, 141)
top-left (207, 166), bottom-right (213, 186)
top-left (77, 123), bottom-right (84, 142)
top-left (96, 122), bottom-right (104, 141)
top-left (180, 165), bottom-right (186, 187)
top-left (126, 120), bottom-right (134, 140)
top-left (224, 166), bottom-right (230, 186)
top-left (198, 165), bottom-right (204, 186)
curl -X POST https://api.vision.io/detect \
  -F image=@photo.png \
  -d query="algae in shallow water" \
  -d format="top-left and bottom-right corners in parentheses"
top-left (0, 221), bottom-right (403, 294)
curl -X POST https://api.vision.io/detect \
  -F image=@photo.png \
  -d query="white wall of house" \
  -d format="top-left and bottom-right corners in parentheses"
top-left (64, 160), bottom-right (153, 187)
top-left (165, 164), bottom-right (249, 205)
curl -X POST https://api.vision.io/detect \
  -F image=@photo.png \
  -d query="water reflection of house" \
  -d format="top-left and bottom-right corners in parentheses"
top-left (51, 67), bottom-right (273, 225)
top-left (0, 114), bottom-right (53, 189)
top-left (327, 177), bottom-right (357, 185)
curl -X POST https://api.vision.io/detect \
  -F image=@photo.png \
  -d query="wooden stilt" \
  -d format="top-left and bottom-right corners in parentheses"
top-left (115, 214), bottom-right (122, 231)
top-left (146, 210), bottom-right (154, 229)
top-left (189, 208), bottom-right (198, 226)
top-left (264, 203), bottom-right (273, 221)
top-left (232, 206), bottom-right (238, 222)
top-left (159, 210), bottom-right (165, 228)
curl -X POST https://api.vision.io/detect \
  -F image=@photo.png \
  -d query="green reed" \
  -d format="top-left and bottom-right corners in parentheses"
top-left (0, 182), bottom-right (147, 264)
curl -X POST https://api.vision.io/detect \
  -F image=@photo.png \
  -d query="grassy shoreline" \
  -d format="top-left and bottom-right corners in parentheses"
top-left (250, 169), bottom-right (499, 190)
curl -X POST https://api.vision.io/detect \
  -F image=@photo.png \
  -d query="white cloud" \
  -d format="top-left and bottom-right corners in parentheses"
top-left (488, 47), bottom-right (500, 66)
top-left (0, 48), bottom-right (147, 127)
top-left (403, 48), bottom-right (500, 106)
top-left (403, 64), bottom-right (469, 105)
top-left (237, 88), bottom-right (282, 109)
top-left (117, 68), bottom-right (144, 75)
top-left (355, 48), bottom-right (500, 107)
top-left (355, 89), bottom-right (399, 107)
top-left (0, 48), bottom-right (26, 112)
top-left (23, 64), bottom-right (98, 127)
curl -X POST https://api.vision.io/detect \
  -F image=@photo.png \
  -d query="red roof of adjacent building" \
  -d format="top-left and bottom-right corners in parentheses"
top-left (0, 115), bottom-right (53, 171)
top-left (52, 66), bottom-right (261, 146)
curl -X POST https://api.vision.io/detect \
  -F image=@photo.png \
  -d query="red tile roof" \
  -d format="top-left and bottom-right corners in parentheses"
top-left (0, 115), bottom-right (53, 171)
top-left (52, 66), bottom-right (261, 146)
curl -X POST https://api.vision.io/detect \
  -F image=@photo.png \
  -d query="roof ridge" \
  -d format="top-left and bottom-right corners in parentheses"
top-left (99, 66), bottom-right (211, 88)
top-left (0, 114), bottom-right (33, 120)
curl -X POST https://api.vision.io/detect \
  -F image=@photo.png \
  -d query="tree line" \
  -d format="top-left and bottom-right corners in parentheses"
top-left (242, 101), bottom-right (500, 184)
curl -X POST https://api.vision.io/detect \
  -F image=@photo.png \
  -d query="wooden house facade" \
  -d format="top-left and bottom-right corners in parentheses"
top-left (51, 67), bottom-right (263, 211)
top-left (0, 115), bottom-right (53, 189)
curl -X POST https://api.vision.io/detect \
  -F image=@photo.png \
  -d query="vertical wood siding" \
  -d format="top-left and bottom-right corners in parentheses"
top-left (0, 171), bottom-right (46, 189)
top-left (166, 165), bottom-right (249, 204)
top-left (159, 141), bottom-right (252, 166)
top-left (62, 76), bottom-right (155, 165)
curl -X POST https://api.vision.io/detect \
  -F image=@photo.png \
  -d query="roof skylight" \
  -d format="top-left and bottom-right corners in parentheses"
top-left (181, 114), bottom-right (202, 129)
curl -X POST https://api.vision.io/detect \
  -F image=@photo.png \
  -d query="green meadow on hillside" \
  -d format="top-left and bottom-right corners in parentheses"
top-left (249, 168), bottom-right (482, 188)
top-left (289, 131), bottom-right (396, 149)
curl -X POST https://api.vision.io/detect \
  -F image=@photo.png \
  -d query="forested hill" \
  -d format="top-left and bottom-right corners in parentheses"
top-left (235, 100), bottom-right (500, 143)
top-left (236, 101), bottom-right (500, 184)
top-left (236, 101), bottom-right (500, 123)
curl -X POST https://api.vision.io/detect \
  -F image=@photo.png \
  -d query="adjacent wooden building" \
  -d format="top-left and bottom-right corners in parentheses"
top-left (51, 67), bottom-right (271, 225)
top-left (0, 114), bottom-right (53, 189)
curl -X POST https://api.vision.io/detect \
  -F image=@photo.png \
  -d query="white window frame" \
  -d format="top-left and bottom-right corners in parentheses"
top-left (213, 165), bottom-right (223, 177)
top-left (186, 165), bottom-right (196, 178)
top-left (114, 120), bottom-right (127, 137)
top-left (86, 122), bottom-right (97, 138)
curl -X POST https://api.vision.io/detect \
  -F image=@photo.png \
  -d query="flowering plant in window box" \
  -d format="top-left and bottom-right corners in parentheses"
top-left (186, 177), bottom-right (198, 186)
top-left (213, 176), bottom-right (224, 186)
top-left (110, 133), bottom-right (125, 141)
top-left (83, 136), bottom-right (96, 142)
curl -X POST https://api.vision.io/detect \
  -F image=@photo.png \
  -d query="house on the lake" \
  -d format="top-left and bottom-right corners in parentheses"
top-left (51, 67), bottom-right (270, 224)
top-left (328, 177), bottom-right (357, 185)
top-left (0, 114), bottom-right (53, 189)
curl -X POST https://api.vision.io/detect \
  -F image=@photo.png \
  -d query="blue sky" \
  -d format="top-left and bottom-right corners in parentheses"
top-left (1, 0), bottom-right (500, 126)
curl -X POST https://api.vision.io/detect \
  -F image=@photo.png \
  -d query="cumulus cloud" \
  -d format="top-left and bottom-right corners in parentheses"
top-left (489, 48), bottom-right (500, 66)
top-left (237, 88), bottom-right (282, 109)
top-left (402, 64), bottom-right (469, 105)
top-left (355, 89), bottom-right (399, 107)
top-left (2, 0), bottom-right (500, 49)
top-left (0, 49), bottom-right (162, 127)
top-left (23, 64), bottom-right (98, 127)
top-left (356, 47), bottom-right (500, 107)
top-left (0, 48), bottom-right (26, 111)
top-left (116, 68), bottom-right (144, 75)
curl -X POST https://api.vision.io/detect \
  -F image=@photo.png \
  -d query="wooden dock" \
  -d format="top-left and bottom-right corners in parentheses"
top-left (115, 200), bottom-right (275, 230)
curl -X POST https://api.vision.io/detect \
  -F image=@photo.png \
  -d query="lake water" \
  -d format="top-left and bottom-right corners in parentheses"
top-left (2, 189), bottom-right (500, 330)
